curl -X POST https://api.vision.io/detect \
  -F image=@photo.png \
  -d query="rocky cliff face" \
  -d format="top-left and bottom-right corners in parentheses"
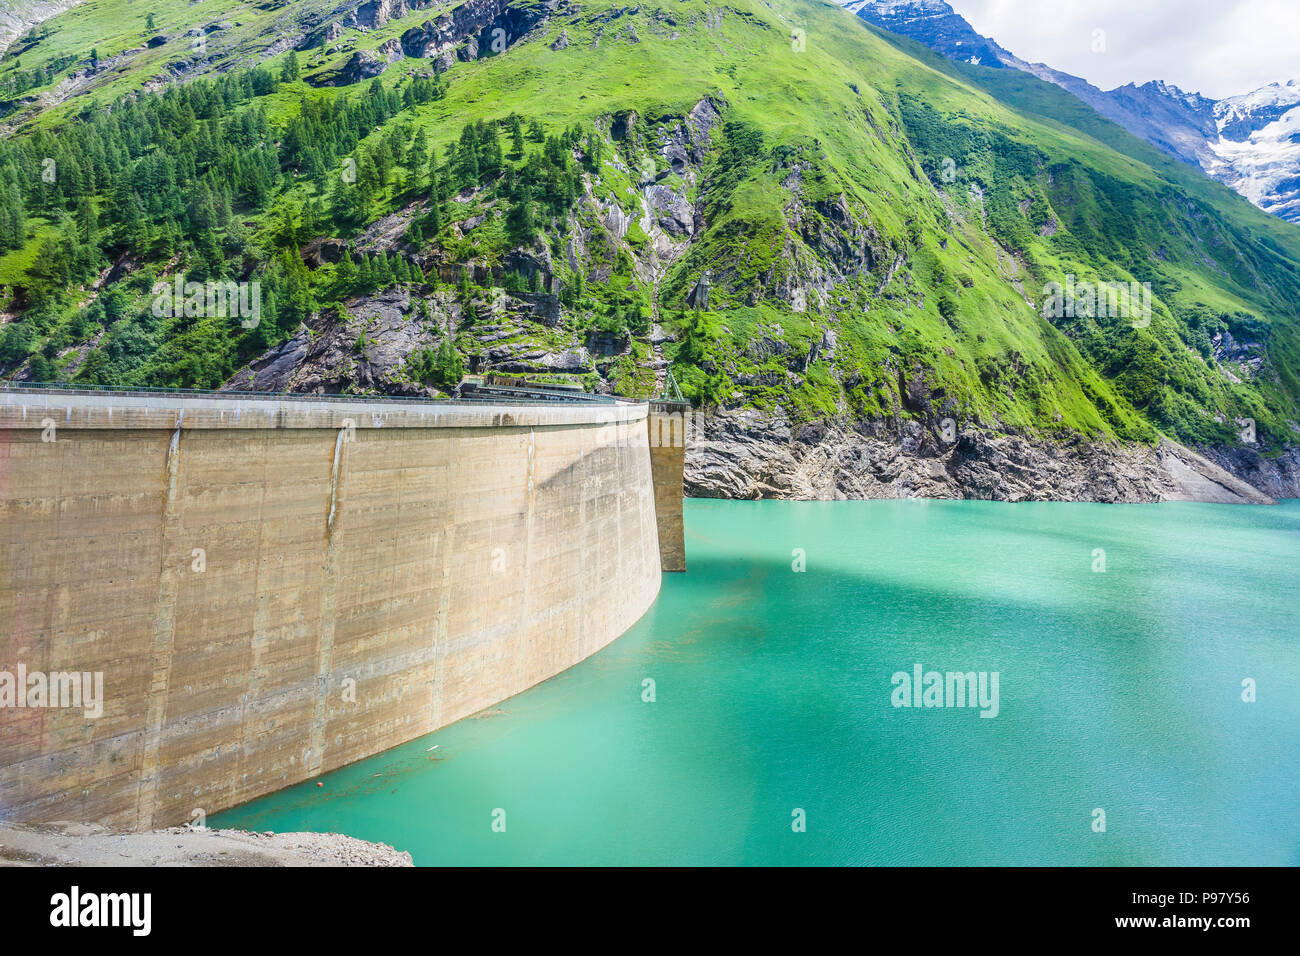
top-left (343, 0), bottom-right (439, 32)
top-left (309, 0), bottom-right (564, 80)
top-left (685, 411), bottom-right (1277, 504)
top-left (1197, 444), bottom-right (1300, 501)
top-left (400, 0), bottom-right (559, 65)
top-left (223, 283), bottom-right (589, 395)
top-left (337, 39), bottom-right (405, 83)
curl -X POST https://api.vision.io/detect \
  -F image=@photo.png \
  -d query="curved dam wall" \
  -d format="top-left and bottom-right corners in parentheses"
top-left (0, 391), bottom-right (662, 829)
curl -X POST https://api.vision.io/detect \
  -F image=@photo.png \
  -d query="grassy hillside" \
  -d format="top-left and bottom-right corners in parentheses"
top-left (0, 0), bottom-right (1297, 455)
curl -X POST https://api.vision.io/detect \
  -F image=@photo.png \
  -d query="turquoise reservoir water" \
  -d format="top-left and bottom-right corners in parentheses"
top-left (213, 499), bottom-right (1300, 865)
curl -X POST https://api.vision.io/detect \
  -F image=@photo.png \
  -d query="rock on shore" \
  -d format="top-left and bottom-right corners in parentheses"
top-left (684, 410), bottom-right (1284, 504)
top-left (0, 822), bottom-right (413, 867)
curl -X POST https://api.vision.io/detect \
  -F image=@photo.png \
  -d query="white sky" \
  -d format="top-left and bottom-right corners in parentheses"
top-left (946, 0), bottom-right (1300, 99)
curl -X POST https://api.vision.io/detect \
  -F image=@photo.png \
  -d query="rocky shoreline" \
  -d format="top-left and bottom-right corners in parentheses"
top-left (0, 822), bottom-right (413, 867)
top-left (684, 410), bottom-right (1296, 504)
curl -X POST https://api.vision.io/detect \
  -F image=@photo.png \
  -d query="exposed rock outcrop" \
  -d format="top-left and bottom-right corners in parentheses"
top-left (225, 288), bottom-right (452, 394)
top-left (223, 285), bottom-right (591, 394)
top-left (646, 183), bottom-right (695, 236)
top-left (336, 39), bottom-right (404, 83)
top-left (344, 0), bottom-right (434, 32)
top-left (301, 236), bottom-right (348, 268)
top-left (399, 0), bottom-right (560, 64)
top-left (1198, 443), bottom-right (1300, 500)
top-left (684, 410), bottom-right (1276, 504)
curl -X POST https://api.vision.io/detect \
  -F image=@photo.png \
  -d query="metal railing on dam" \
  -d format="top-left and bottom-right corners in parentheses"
top-left (0, 383), bottom-right (677, 830)
top-left (1, 381), bottom-right (629, 407)
top-left (0, 383), bottom-right (651, 433)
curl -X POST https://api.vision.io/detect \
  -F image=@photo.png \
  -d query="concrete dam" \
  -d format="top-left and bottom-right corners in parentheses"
top-left (0, 388), bottom-right (687, 829)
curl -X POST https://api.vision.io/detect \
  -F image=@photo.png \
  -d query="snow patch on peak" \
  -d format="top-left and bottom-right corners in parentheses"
top-left (843, 0), bottom-right (957, 15)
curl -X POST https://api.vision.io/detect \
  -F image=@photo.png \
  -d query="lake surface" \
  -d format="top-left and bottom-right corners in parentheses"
top-left (213, 499), bottom-right (1300, 865)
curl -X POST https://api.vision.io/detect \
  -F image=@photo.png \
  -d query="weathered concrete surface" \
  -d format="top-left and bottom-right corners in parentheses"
top-left (648, 403), bottom-right (688, 572)
top-left (0, 391), bottom-right (662, 828)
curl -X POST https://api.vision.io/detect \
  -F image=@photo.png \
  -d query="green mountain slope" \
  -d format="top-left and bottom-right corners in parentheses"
top-left (0, 0), bottom-right (1297, 476)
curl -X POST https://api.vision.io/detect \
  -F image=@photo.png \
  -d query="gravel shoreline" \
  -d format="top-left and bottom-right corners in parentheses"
top-left (0, 822), bottom-right (413, 867)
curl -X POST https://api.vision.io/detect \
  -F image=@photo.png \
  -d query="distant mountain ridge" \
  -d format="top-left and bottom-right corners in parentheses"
top-left (843, 0), bottom-right (1300, 224)
top-left (841, 0), bottom-right (1010, 67)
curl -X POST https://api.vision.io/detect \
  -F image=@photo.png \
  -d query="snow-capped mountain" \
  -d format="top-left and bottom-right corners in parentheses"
top-left (844, 0), bottom-right (1300, 224)
top-left (840, 0), bottom-right (1012, 67)
top-left (1209, 81), bottom-right (1300, 222)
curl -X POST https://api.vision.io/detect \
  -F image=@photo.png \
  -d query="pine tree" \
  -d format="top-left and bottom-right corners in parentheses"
top-left (28, 354), bottom-right (54, 382)
top-left (277, 246), bottom-right (313, 325)
top-left (408, 127), bottom-right (429, 173)
top-left (507, 192), bottom-right (536, 245)
top-left (455, 126), bottom-right (480, 189)
top-left (509, 114), bottom-right (525, 158)
top-left (584, 133), bottom-right (604, 173)
top-left (0, 191), bottom-right (26, 252)
top-left (335, 252), bottom-right (358, 296)
top-left (372, 140), bottom-right (394, 188)
top-left (479, 122), bottom-right (503, 177)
